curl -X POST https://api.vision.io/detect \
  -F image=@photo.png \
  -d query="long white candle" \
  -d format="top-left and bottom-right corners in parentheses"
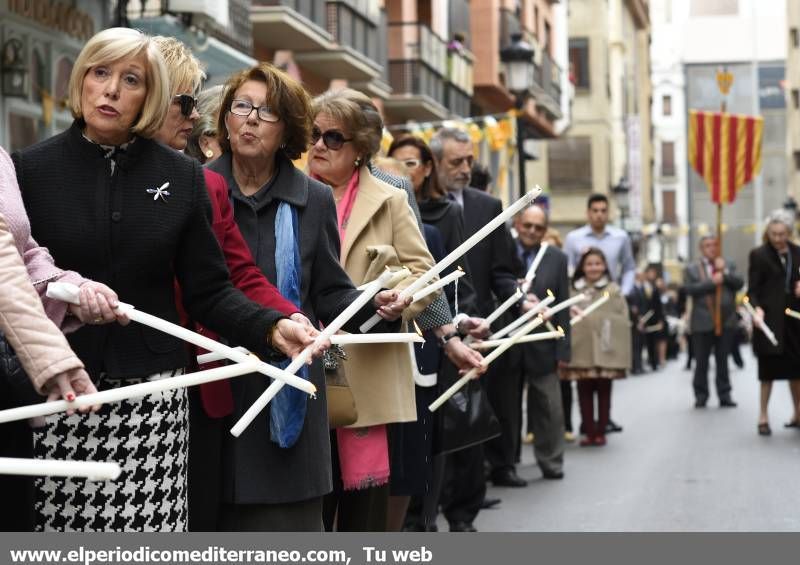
top-left (429, 311), bottom-right (550, 412)
top-left (411, 268), bottom-right (464, 303)
top-left (231, 269), bottom-right (395, 437)
top-left (741, 297), bottom-right (778, 346)
top-left (46, 283), bottom-right (316, 396)
top-left (570, 292), bottom-right (610, 326)
top-left (521, 242), bottom-right (549, 293)
top-left (489, 292), bottom-right (555, 340)
top-left (357, 267), bottom-right (411, 291)
top-left (462, 289), bottom-right (522, 346)
top-left (0, 457), bottom-right (121, 481)
top-left (469, 328), bottom-right (565, 350)
top-left (544, 293), bottom-right (587, 318)
top-left (359, 186), bottom-right (543, 332)
top-left (786, 307), bottom-right (800, 321)
top-left (639, 310), bottom-right (654, 326)
top-left (331, 333), bottom-right (425, 345)
top-left (0, 360), bottom-right (262, 425)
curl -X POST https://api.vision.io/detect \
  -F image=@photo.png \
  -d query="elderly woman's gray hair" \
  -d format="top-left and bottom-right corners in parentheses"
top-left (185, 85), bottom-right (224, 163)
top-left (766, 208), bottom-right (795, 232)
top-left (312, 88), bottom-right (383, 163)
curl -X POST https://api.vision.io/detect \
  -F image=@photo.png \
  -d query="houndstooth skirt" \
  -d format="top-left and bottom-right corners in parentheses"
top-left (33, 369), bottom-right (188, 532)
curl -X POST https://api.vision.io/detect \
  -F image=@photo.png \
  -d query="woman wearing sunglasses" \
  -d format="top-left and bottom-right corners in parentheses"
top-left (206, 64), bottom-right (408, 532)
top-left (307, 89), bottom-right (442, 532)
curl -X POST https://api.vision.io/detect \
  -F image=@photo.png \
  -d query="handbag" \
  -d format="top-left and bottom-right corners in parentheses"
top-left (323, 344), bottom-right (358, 429)
top-left (0, 329), bottom-right (39, 406)
top-left (434, 361), bottom-right (501, 456)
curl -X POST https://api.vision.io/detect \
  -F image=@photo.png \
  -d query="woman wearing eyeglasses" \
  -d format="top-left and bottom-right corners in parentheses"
top-left (13, 29), bottom-right (320, 532)
top-left (306, 89), bottom-right (442, 532)
top-left (206, 64), bottom-right (408, 532)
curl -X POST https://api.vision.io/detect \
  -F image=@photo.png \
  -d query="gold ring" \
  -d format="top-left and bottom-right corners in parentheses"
top-left (94, 317), bottom-right (103, 324)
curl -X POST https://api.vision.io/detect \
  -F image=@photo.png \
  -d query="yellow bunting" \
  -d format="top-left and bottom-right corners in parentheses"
top-left (380, 128), bottom-right (394, 155)
top-left (293, 152), bottom-right (308, 172)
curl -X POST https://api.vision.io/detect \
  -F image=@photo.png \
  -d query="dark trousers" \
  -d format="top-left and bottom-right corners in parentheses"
top-left (561, 380), bottom-right (574, 433)
top-left (221, 497), bottom-right (323, 532)
top-left (440, 444), bottom-right (485, 526)
top-left (187, 388), bottom-right (223, 532)
top-left (577, 379), bottom-right (612, 438)
top-left (485, 358), bottom-right (522, 473)
top-left (0, 379), bottom-right (35, 532)
top-left (692, 329), bottom-right (734, 402)
top-left (631, 327), bottom-right (644, 372)
top-left (323, 432), bottom-right (389, 532)
top-left (405, 454), bottom-right (445, 530)
top-left (645, 333), bottom-right (659, 370)
top-left (524, 372), bottom-right (565, 474)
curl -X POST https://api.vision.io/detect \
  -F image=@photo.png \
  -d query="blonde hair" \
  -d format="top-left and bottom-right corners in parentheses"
top-left (152, 36), bottom-right (205, 96)
top-left (312, 88), bottom-right (383, 163)
top-left (68, 28), bottom-right (170, 138)
top-left (372, 156), bottom-right (409, 180)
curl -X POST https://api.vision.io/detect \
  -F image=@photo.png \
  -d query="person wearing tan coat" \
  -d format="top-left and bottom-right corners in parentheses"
top-left (561, 247), bottom-right (631, 447)
top-left (309, 89), bottom-right (439, 531)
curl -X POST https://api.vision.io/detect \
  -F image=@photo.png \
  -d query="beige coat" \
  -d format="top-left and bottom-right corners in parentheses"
top-left (339, 168), bottom-right (437, 427)
top-left (567, 279), bottom-right (631, 372)
top-left (0, 213), bottom-right (84, 393)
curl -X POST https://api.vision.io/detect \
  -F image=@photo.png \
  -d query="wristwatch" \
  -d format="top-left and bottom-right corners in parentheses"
top-left (439, 331), bottom-right (460, 348)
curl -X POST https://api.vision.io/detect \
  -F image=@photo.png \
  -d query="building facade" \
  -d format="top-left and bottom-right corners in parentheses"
top-left (787, 0), bottom-right (800, 207)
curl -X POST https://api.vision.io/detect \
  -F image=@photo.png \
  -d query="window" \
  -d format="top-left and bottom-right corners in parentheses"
top-left (794, 151), bottom-right (800, 171)
top-left (662, 94), bottom-right (672, 116)
top-left (690, 0), bottom-right (738, 16)
top-left (568, 38), bottom-right (589, 88)
top-left (791, 28), bottom-right (800, 48)
top-left (661, 141), bottom-right (675, 177)
top-left (793, 89), bottom-right (800, 109)
top-left (548, 136), bottom-right (592, 192)
top-left (662, 191), bottom-right (677, 223)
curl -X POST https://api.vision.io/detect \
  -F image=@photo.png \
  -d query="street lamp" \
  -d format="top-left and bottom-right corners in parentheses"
top-left (612, 176), bottom-right (631, 230)
top-left (500, 33), bottom-right (535, 196)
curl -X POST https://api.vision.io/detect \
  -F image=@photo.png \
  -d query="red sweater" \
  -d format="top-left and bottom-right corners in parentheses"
top-left (187, 169), bottom-right (299, 417)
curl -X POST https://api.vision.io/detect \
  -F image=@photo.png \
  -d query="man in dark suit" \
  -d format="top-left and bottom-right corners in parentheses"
top-left (682, 236), bottom-right (744, 407)
top-left (628, 272), bottom-right (647, 375)
top-left (430, 127), bottom-right (520, 532)
top-left (507, 204), bottom-right (570, 481)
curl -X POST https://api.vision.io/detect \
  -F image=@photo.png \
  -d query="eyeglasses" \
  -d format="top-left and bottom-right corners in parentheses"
top-left (230, 99), bottom-right (280, 123)
top-left (311, 126), bottom-right (352, 150)
top-left (401, 159), bottom-right (421, 170)
top-left (173, 94), bottom-right (198, 118)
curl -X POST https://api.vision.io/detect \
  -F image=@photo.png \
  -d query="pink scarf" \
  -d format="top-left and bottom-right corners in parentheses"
top-left (318, 168), bottom-right (390, 490)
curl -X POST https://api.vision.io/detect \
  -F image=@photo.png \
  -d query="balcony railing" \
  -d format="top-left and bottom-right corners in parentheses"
top-left (445, 84), bottom-right (471, 117)
top-left (389, 60), bottom-right (447, 109)
top-left (326, 0), bottom-right (382, 63)
top-left (253, 0), bottom-right (327, 30)
top-left (447, 48), bottom-right (473, 96)
top-left (541, 51), bottom-right (562, 102)
top-left (388, 23), bottom-right (448, 78)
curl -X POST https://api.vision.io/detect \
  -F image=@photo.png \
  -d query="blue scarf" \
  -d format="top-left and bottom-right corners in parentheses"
top-left (269, 202), bottom-right (309, 448)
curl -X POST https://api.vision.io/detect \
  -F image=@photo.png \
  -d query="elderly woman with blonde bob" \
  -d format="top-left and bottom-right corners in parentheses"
top-left (307, 88), bottom-right (439, 532)
top-left (12, 28), bottom-right (316, 532)
top-left (207, 65), bottom-right (407, 532)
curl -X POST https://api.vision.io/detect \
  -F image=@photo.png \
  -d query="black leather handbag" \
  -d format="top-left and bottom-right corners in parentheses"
top-left (0, 329), bottom-right (38, 406)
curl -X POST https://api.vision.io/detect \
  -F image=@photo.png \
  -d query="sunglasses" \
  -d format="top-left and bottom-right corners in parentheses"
top-left (173, 94), bottom-right (198, 118)
top-left (520, 222), bottom-right (547, 232)
top-left (401, 159), bottom-right (421, 169)
top-left (311, 126), bottom-right (352, 150)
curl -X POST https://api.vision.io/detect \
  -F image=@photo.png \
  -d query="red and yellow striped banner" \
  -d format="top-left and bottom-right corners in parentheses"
top-left (687, 110), bottom-right (763, 204)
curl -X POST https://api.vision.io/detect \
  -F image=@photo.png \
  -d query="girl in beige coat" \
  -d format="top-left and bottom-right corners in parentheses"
top-left (561, 248), bottom-right (631, 447)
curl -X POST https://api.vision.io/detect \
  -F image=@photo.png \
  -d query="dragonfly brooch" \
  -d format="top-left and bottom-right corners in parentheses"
top-left (146, 182), bottom-right (171, 202)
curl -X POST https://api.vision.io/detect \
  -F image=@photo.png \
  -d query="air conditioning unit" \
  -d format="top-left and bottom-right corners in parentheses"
top-left (169, 0), bottom-right (229, 28)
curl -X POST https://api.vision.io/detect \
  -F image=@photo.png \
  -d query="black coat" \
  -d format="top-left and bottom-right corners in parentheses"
top-left (13, 121), bottom-right (283, 378)
top-left (208, 152), bottom-right (383, 504)
top-left (747, 242), bottom-right (800, 356)
top-left (515, 242), bottom-right (571, 376)
top-left (460, 188), bottom-right (520, 317)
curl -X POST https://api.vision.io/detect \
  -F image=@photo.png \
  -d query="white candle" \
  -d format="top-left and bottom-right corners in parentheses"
top-left (639, 310), bottom-right (654, 326)
top-left (411, 268), bottom-right (465, 303)
top-left (469, 328), bottom-right (565, 350)
top-left (462, 289), bottom-right (522, 346)
top-left (570, 292), bottom-right (610, 326)
top-left (429, 310), bottom-right (550, 412)
top-left (521, 242), bottom-right (549, 293)
top-left (0, 457), bottom-right (121, 481)
top-left (489, 292), bottom-right (555, 340)
top-left (785, 307), bottom-right (800, 321)
top-left (46, 283), bottom-right (316, 396)
top-left (231, 269), bottom-right (395, 437)
top-left (741, 297), bottom-right (778, 346)
top-left (0, 360), bottom-right (262, 425)
top-left (331, 333), bottom-right (425, 345)
top-left (359, 186), bottom-right (543, 332)
top-left (357, 267), bottom-right (411, 291)
top-left (544, 293), bottom-right (587, 318)
top-left (197, 346), bottom-right (250, 365)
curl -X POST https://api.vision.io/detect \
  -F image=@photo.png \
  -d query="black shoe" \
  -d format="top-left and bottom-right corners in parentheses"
top-left (719, 398), bottom-right (738, 408)
top-left (541, 468), bottom-right (565, 480)
top-left (480, 497), bottom-right (502, 509)
top-left (449, 521), bottom-right (477, 532)
top-left (491, 468), bottom-right (527, 487)
top-left (757, 422), bottom-right (772, 436)
top-left (605, 420), bottom-right (623, 433)
top-left (694, 398), bottom-right (707, 408)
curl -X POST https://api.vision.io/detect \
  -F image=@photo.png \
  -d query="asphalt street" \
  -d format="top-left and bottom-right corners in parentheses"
top-left (471, 349), bottom-right (800, 531)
